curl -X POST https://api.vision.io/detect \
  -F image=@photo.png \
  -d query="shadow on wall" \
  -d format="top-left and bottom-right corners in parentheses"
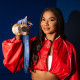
top-left (65, 10), bottom-right (80, 78)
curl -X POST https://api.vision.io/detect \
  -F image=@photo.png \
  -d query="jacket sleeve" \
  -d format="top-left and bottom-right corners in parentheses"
top-left (2, 37), bottom-right (23, 73)
top-left (69, 45), bottom-right (79, 80)
top-left (2, 36), bottom-right (36, 73)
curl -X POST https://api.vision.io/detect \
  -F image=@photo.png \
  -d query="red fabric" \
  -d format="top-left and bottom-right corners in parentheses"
top-left (2, 36), bottom-right (79, 80)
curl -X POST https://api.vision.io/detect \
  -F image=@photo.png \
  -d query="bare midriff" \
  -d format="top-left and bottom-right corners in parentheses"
top-left (31, 70), bottom-right (60, 80)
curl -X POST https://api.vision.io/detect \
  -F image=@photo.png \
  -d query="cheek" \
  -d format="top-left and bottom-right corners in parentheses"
top-left (50, 22), bottom-right (57, 28)
top-left (40, 22), bottom-right (44, 26)
top-left (40, 22), bottom-right (43, 28)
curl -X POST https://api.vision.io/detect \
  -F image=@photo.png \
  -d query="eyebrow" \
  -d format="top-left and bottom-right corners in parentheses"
top-left (50, 17), bottom-right (56, 19)
top-left (42, 17), bottom-right (56, 19)
top-left (49, 17), bottom-right (56, 20)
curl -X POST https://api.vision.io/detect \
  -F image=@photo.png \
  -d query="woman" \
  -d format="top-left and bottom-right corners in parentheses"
top-left (2, 7), bottom-right (79, 80)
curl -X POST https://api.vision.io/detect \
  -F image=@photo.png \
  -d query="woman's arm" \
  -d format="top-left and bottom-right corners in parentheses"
top-left (69, 45), bottom-right (79, 80)
top-left (2, 35), bottom-right (36, 73)
top-left (2, 36), bottom-right (23, 73)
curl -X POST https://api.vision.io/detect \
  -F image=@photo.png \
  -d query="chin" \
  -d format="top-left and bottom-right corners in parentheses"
top-left (43, 31), bottom-right (50, 34)
top-left (44, 31), bottom-right (57, 35)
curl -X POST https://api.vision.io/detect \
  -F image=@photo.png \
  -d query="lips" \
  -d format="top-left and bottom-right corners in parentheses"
top-left (44, 28), bottom-right (50, 31)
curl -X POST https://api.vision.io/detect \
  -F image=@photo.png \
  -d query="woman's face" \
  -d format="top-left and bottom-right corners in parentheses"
top-left (40, 10), bottom-right (57, 35)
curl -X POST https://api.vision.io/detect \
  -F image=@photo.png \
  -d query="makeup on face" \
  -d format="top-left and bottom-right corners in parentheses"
top-left (40, 11), bottom-right (57, 34)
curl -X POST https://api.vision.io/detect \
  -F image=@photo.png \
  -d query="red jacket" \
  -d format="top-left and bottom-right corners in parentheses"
top-left (2, 36), bottom-right (79, 80)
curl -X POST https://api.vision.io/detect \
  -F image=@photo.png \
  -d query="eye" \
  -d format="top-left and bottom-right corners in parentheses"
top-left (49, 19), bottom-right (54, 21)
top-left (41, 18), bottom-right (45, 21)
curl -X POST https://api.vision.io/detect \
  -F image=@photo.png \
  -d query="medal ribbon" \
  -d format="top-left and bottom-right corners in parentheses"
top-left (18, 19), bottom-right (29, 73)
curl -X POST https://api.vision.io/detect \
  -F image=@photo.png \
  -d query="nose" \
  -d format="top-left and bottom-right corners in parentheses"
top-left (44, 20), bottom-right (49, 26)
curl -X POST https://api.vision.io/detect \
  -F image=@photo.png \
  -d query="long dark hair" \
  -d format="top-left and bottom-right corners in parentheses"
top-left (29, 7), bottom-right (66, 71)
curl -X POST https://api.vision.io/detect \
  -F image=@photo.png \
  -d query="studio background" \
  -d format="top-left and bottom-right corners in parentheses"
top-left (0, 0), bottom-right (80, 80)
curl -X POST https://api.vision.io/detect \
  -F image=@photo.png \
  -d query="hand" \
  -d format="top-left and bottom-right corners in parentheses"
top-left (25, 16), bottom-right (33, 28)
top-left (21, 16), bottom-right (32, 28)
top-left (19, 16), bottom-right (32, 35)
top-left (15, 16), bottom-right (32, 39)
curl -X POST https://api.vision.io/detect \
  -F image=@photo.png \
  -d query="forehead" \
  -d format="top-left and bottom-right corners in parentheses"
top-left (42, 10), bottom-right (56, 18)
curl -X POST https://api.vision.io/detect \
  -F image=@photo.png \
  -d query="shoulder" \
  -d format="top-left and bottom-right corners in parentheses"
top-left (63, 40), bottom-right (75, 49)
top-left (63, 40), bottom-right (76, 55)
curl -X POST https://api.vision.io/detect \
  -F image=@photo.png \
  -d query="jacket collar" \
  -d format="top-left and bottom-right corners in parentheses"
top-left (45, 35), bottom-right (61, 42)
top-left (45, 35), bottom-right (63, 49)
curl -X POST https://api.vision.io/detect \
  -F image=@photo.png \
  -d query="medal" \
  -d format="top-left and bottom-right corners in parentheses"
top-left (12, 17), bottom-right (30, 73)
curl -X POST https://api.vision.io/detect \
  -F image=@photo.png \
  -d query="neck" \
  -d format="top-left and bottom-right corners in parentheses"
top-left (46, 33), bottom-right (57, 42)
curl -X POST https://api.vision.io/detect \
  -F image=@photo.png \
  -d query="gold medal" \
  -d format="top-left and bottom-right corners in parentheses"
top-left (12, 23), bottom-right (21, 35)
top-left (12, 23), bottom-right (30, 35)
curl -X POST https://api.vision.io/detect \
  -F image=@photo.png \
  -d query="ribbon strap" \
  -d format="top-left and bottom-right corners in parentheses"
top-left (18, 18), bottom-right (29, 73)
top-left (23, 35), bottom-right (29, 73)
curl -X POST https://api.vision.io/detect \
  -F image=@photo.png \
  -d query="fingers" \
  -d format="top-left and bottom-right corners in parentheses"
top-left (24, 16), bottom-right (33, 26)
top-left (18, 16), bottom-right (33, 27)
top-left (27, 20), bottom-right (33, 26)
